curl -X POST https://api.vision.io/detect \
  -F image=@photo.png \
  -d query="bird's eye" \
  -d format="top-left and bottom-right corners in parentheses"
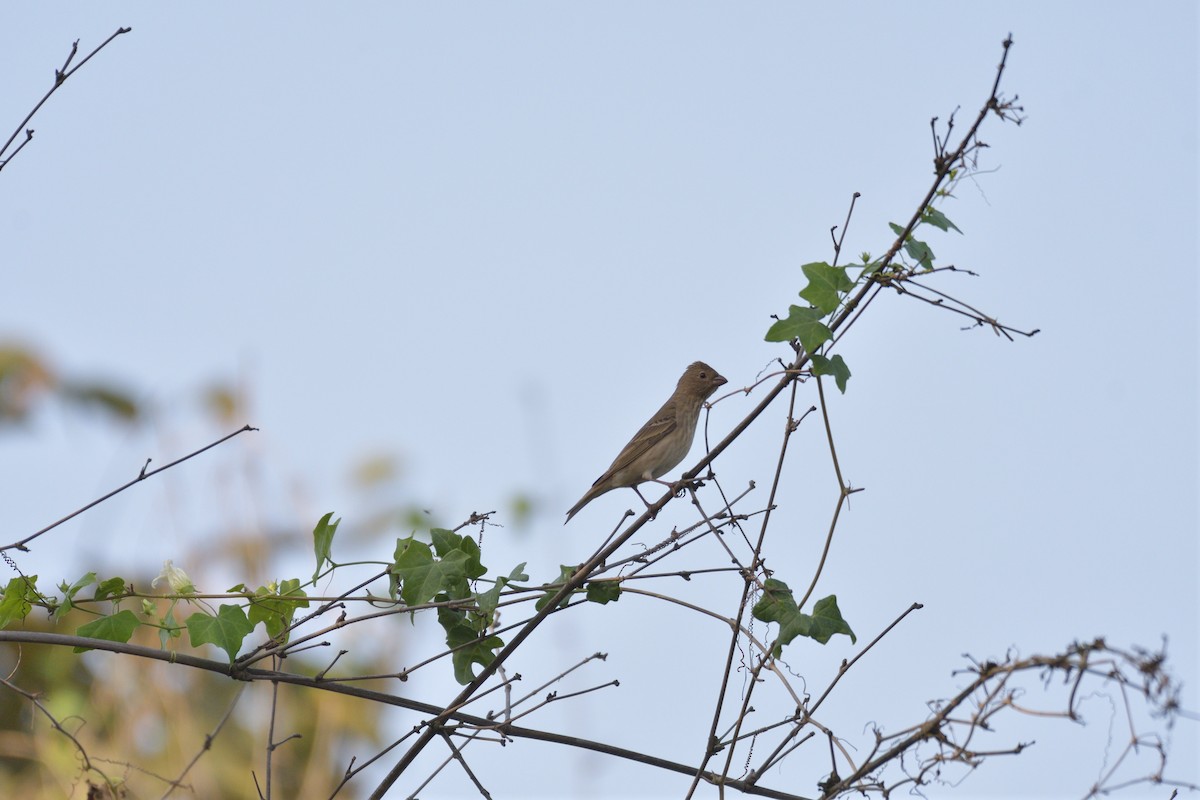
top-left (700, 372), bottom-right (708, 379)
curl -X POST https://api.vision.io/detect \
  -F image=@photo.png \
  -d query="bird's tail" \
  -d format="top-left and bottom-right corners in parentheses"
top-left (564, 484), bottom-right (604, 525)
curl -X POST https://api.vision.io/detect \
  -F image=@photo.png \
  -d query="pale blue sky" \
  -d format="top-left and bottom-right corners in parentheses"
top-left (2, 4), bottom-right (1197, 798)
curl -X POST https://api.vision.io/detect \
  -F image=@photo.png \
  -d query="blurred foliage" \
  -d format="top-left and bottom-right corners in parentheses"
top-left (0, 343), bottom-right (139, 426)
top-left (507, 492), bottom-right (534, 527)
top-left (0, 602), bottom-right (393, 798)
top-left (202, 382), bottom-right (244, 426)
top-left (0, 341), bottom-right (536, 795)
top-left (351, 453), bottom-right (401, 487)
top-left (0, 345), bottom-right (52, 423)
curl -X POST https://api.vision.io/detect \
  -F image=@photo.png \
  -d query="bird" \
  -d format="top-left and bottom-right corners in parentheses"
top-left (565, 361), bottom-right (727, 523)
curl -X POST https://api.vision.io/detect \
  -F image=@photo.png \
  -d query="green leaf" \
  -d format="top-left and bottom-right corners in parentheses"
top-left (391, 536), bottom-right (469, 606)
top-left (586, 580), bottom-right (622, 605)
top-left (53, 572), bottom-right (98, 621)
top-left (74, 610), bottom-right (140, 652)
top-left (535, 565), bottom-right (580, 612)
top-left (765, 305), bottom-right (832, 353)
top-left (888, 221), bottom-right (935, 269)
top-left (799, 262), bottom-right (855, 315)
top-left (429, 528), bottom-right (457, 558)
top-left (159, 607), bottom-right (183, 649)
top-left (752, 579), bottom-right (805, 655)
top-left (393, 536), bottom-right (433, 567)
top-left (904, 236), bottom-right (935, 270)
top-left (63, 572), bottom-right (98, 596)
top-left (430, 528), bottom-right (486, 580)
top-left (752, 579), bottom-right (855, 656)
top-left (444, 619), bottom-right (504, 685)
top-left (860, 260), bottom-right (886, 278)
top-left (248, 579), bottom-right (310, 643)
top-left (476, 563), bottom-right (529, 620)
top-left (434, 596), bottom-right (506, 685)
top-left (187, 604), bottom-right (255, 662)
top-left (921, 206), bottom-right (962, 233)
top-left (94, 576), bottom-right (126, 602)
top-left (389, 536), bottom-right (431, 601)
top-left (808, 595), bottom-right (856, 645)
top-left (0, 576), bottom-right (39, 629)
top-left (811, 354), bottom-right (852, 394)
top-left (311, 512), bottom-right (340, 582)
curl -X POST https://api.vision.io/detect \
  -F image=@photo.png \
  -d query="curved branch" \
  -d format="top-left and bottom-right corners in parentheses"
top-left (0, 630), bottom-right (815, 800)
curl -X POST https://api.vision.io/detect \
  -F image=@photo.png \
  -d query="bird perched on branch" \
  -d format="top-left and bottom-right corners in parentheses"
top-left (565, 361), bottom-right (727, 523)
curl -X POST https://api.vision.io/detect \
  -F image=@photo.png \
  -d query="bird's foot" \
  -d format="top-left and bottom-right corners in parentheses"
top-left (655, 477), bottom-right (701, 498)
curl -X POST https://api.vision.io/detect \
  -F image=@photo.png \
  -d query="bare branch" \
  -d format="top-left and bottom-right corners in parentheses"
top-left (0, 28), bottom-right (132, 172)
top-left (3, 424), bottom-right (257, 553)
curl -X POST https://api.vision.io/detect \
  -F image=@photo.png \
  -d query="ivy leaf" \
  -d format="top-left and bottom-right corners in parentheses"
top-left (808, 595), bottom-right (856, 645)
top-left (74, 610), bottom-right (140, 652)
top-left (53, 572), bottom-right (97, 621)
top-left (535, 565), bottom-right (581, 612)
top-left (799, 262), bottom-right (855, 315)
top-left (94, 576), bottom-right (127, 602)
top-left (443, 617), bottom-right (505, 685)
top-left (752, 579), bottom-right (807, 655)
top-left (0, 576), bottom-right (39, 629)
top-left (888, 221), bottom-right (936, 269)
top-left (904, 236), bottom-right (935, 270)
top-left (586, 580), bottom-right (622, 605)
top-left (159, 606), bottom-right (183, 649)
top-left (391, 536), bottom-right (469, 607)
top-left (187, 604), bottom-right (255, 663)
top-left (389, 536), bottom-right (431, 601)
top-left (752, 579), bottom-right (856, 656)
top-left (860, 260), bottom-right (886, 278)
top-left (811, 354), bottom-right (852, 394)
top-left (62, 572), bottom-right (98, 596)
top-left (248, 579), bottom-right (310, 643)
top-left (765, 305), bottom-right (832, 353)
top-left (477, 563), bottom-right (529, 620)
top-left (921, 206), bottom-right (962, 233)
top-left (311, 512), bottom-right (340, 582)
top-left (431, 528), bottom-right (486, 580)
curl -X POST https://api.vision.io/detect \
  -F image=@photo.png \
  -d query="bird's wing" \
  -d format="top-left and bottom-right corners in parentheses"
top-left (592, 396), bottom-right (678, 486)
top-left (564, 394), bottom-right (680, 523)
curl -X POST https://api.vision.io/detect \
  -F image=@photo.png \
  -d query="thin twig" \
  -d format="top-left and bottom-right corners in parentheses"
top-left (160, 684), bottom-right (247, 799)
top-left (0, 28), bottom-right (132, 171)
top-left (3, 424), bottom-right (257, 553)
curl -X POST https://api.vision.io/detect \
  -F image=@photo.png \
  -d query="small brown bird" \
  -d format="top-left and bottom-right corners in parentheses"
top-left (565, 361), bottom-right (727, 523)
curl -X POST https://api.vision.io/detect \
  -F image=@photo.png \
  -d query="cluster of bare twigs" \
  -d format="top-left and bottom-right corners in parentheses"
top-left (827, 638), bottom-right (1188, 798)
top-left (0, 32), bottom-right (1194, 800)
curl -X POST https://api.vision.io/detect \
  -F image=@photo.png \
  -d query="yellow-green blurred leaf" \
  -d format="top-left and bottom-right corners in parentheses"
top-left (0, 344), bottom-right (54, 423)
top-left (58, 380), bottom-right (139, 421)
